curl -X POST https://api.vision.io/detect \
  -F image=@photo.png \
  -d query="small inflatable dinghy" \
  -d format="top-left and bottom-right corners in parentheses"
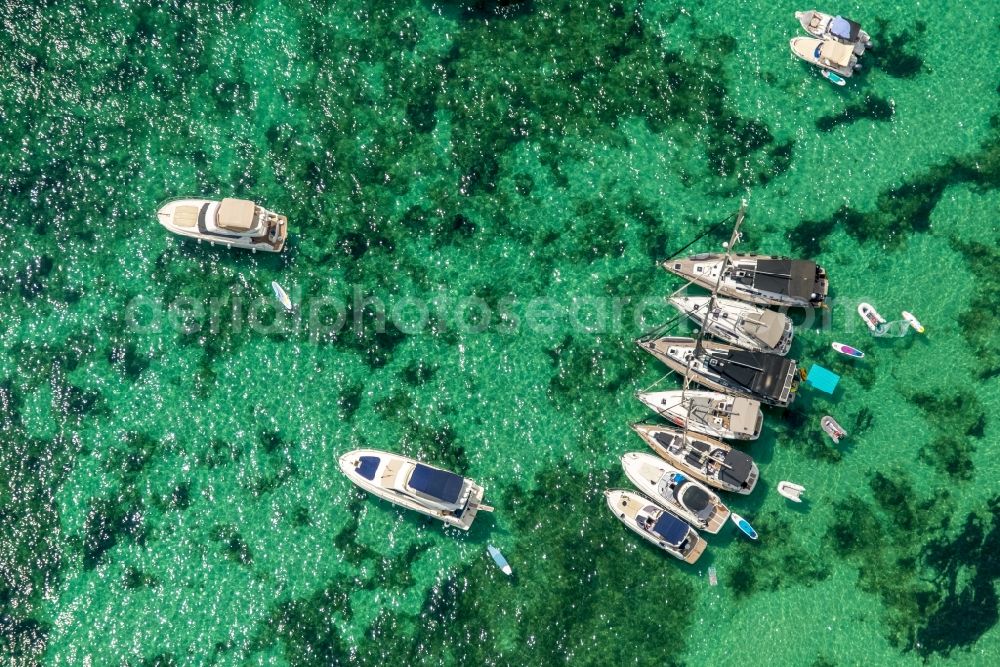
top-left (858, 303), bottom-right (885, 332)
top-left (731, 513), bottom-right (758, 540)
top-left (777, 481), bottom-right (805, 502)
top-left (902, 311), bottom-right (925, 333)
top-left (832, 342), bottom-right (864, 358)
top-left (821, 416), bottom-right (847, 443)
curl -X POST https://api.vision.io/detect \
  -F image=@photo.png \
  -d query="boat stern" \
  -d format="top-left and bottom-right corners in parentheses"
top-left (682, 534), bottom-right (708, 565)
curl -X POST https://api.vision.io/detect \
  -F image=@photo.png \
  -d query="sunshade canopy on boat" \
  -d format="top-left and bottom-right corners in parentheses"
top-left (653, 512), bottom-right (689, 546)
top-left (830, 16), bottom-right (861, 41)
top-left (681, 485), bottom-right (711, 512)
top-left (409, 464), bottom-right (464, 503)
top-left (720, 449), bottom-right (754, 488)
top-left (709, 349), bottom-right (795, 403)
top-left (736, 259), bottom-right (817, 300)
top-left (357, 456), bottom-right (380, 481)
top-left (820, 40), bottom-right (854, 67)
top-left (218, 198), bottom-right (257, 231)
top-left (743, 308), bottom-right (788, 348)
top-left (173, 205), bottom-right (199, 228)
top-left (806, 365), bottom-right (840, 394)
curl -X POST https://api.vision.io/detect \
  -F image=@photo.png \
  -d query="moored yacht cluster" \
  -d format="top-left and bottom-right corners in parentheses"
top-left (607, 202), bottom-right (829, 563)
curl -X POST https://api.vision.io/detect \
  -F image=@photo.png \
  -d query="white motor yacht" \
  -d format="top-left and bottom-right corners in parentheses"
top-left (157, 196), bottom-right (288, 252)
top-left (339, 449), bottom-right (489, 530)
top-left (621, 452), bottom-right (731, 533)
top-left (605, 489), bottom-right (707, 564)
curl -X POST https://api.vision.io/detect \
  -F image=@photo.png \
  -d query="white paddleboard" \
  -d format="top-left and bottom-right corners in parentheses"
top-left (902, 311), bottom-right (924, 333)
top-left (271, 281), bottom-right (293, 311)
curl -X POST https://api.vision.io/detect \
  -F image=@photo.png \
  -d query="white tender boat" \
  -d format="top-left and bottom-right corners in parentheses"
top-left (777, 481), bottom-right (805, 502)
top-left (664, 253), bottom-right (828, 308)
top-left (631, 423), bottom-right (759, 495)
top-left (636, 390), bottom-right (763, 440)
top-left (638, 336), bottom-right (800, 407)
top-left (605, 489), bottom-right (707, 564)
top-left (790, 36), bottom-right (861, 78)
top-left (669, 295), bottom-right (794, 355)
top-left (157, 197), bottom-right (288, 252)
top-left (339, 449), bottom-right (489, 530)
top-left (621, 452), bottom-right (731, 533)
top-left (796, 10), bottom-right (871, 55)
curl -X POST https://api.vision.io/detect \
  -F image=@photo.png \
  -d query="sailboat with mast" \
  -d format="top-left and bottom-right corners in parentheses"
top-left (634, 202), bottom-right (761, 494)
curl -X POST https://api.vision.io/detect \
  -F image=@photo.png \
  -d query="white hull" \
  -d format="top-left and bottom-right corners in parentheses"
top-left (157, 197), bottom-right (287, 253)
top-left (339, 449), bottom-right (486, 530)
top-left (631, 423), bottom-right (759, 495)
top-left (605, 489), bottom-right (707, 564)
top-left (669, 295), bottom-right (793, 355)
top-left (636, 390), bottom-right (763, 441)
top-left (790, 36), bottom-right (859, 78)
top-left (663, 253), bottom-right (828, 308)
top-left (621, 452), bottom-right (730, 533)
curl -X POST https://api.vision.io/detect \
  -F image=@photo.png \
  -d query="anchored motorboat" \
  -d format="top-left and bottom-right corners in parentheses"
top-left (157, 197), bottom-right (288, 252)
top-left (631, 423), bottom-right (760, 494)
top-left (636, 390), bottom-right (763, 440)
top-left (664, 253), bottom-right (828, 308)
top-left (639, 336), bottom-right (800, 407)
top-left (790, 36), bottom-right (862, 79)
top-left (621, 452), bottom-right (731, 533)
top-left (339, 449), bottom-right (490, 530)
top-left (605, 489), bottom-right (707, 564)
top-left (668, 295), bottom-right (794, 355)
top-left (796, 10), bottom-right (872, 55)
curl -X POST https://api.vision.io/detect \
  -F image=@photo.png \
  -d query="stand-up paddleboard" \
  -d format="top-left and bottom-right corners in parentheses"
top-left (902, 311), bottom-right (924, 333)
top-left (731, 513), bottom-right (758, 540)
top-left (832, 342), bottom-right (864, 358)
top-left (822, 70), bottom-right (846, 86)
top-left (858, 303), bottom-right (885, 332)
top-left (821, 415), bottom-right (847, 443)
top-left (271, 281), bottom-right (293, 311)
top-left (487, 545), bottom-right (512, 575)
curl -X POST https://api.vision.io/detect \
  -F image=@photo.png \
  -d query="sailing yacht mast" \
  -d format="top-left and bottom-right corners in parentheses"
top-left (680, 200), bottom-right (747, 443)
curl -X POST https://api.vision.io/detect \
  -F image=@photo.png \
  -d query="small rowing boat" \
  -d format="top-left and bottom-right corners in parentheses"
top-left (777, 481), bottom-right (805, 502)
top-left (821, 416), bottom-right (847, 443)
top-left (731, 513), bottom-right (758, 540)
top-left (857, 303), bottom-right (885, 332)
top-left (271, 281), bottom-right (293, 311)
top-left (832, 342), bottom-right (864, 358)
top-left (487, 545), bottom-right (512, 575)
top-left (902, 311), bottom-right (925, 333)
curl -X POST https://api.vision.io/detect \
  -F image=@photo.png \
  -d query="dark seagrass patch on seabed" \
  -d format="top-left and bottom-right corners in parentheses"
top-left (950, 233), bottom-right (1000, 379)
top-left (908, 388), bottom-right (986, 480)
top-left (815, 95), bottom-right (894, 132)
top-left (869, 19), bottom-right (926, 79)
top-left (352, 467), bottom-right (695, 666)
top-left (727, 512), bottom-right (832, 598)
top-left (827, 468), bottom-right (1000, 658)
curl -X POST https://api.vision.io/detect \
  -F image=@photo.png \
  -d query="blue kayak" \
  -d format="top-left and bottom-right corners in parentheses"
top-left (487, 545), bottom-right (512, 575)
top-left (731, 513), bottom-right (758, 540)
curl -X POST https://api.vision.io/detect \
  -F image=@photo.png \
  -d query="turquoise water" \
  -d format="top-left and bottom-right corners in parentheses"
top-left (1, 0), bottom-right (999, 664)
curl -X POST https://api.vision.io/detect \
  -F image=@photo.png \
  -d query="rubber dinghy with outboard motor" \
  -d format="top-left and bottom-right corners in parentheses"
top-left (858, 302), bottom-right (886, 332)
top-left (777, 481), bottom-right (805, 502)
top-left (832, 342), bottom-right (864, 358)
top-left (821, 416), bottom-right (847, 443)
top-left (731, 513), bottom-right (758, 540)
